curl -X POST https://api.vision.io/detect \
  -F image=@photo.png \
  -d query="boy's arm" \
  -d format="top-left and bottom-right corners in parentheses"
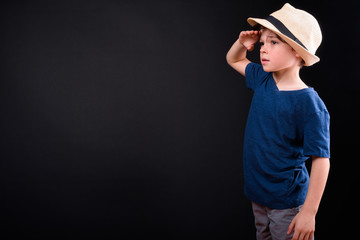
top-left (288, 156), bottom-right (330, 240)
top-left (226, 30), bottom-right (260, 77)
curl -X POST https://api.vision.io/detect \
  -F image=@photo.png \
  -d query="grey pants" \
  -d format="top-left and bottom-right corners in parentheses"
top-left (252, 202), bottom-right (314, 240)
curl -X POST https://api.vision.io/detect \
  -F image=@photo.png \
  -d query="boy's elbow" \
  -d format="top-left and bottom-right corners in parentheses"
top-left (226, 55), bottom-right (239, 68)
top-left (225, 53), bottom-right (233, 66)
top-left (225, 51), bottom-right (238, 66)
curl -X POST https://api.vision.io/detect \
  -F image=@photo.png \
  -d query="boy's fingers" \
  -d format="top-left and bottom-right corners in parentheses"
top-left (309, 232), bottom-right (314, 240)
top-left (240, 30), bottom-right (258, 35)
top-left (287, 219), bottom-right (295, 235)
top-left (239, 30), bottom-right (260, 49)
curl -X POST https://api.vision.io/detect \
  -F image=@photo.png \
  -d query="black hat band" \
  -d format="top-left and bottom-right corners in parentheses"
top-left (266, 15), bottom-right (308, 50)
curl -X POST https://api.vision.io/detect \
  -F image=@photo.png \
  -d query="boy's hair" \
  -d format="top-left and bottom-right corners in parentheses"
top-left (253, 24), bottom-right (286, 42)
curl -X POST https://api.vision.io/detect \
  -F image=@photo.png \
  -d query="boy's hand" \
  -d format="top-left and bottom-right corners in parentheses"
top-left (287, 210), bottom-right (315, 240)
top-left (239, 30), bottom-right (260, 52)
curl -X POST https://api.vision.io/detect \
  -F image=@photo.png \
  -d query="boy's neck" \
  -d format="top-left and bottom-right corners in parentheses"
top-left (272, 67), bottom-right (307, 91)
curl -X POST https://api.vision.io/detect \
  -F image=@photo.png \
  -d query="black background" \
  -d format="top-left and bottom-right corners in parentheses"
top-left (1, 0), bottom-right (359, 239)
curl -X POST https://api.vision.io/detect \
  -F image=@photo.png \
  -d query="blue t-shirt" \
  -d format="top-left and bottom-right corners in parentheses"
top-left (243, 63), bottom-right (330, 209)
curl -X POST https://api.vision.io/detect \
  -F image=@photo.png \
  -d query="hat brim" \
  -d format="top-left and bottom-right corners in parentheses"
top-left (247, 17), bottom-right (319, 66)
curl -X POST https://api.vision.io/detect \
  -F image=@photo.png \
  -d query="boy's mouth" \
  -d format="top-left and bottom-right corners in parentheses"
top-left (261, 58), bottom-right (270, 64)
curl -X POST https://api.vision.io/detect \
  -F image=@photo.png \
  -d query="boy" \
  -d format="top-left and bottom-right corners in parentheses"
top-left (226, 3), bottom-right (330, 240)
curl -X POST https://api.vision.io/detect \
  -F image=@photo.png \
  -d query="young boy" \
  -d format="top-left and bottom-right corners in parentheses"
top-left (226, 3), bottom-right (330, 240)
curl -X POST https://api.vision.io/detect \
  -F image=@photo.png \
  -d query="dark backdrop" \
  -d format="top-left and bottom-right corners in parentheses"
top-left (1, 0), bottom-right (358, 239)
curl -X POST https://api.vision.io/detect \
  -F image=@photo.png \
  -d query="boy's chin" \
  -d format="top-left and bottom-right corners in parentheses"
top-left (261, 65), bottom-right (273, 73)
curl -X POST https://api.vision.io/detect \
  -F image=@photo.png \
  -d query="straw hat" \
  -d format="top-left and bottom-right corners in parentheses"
top-left (247, 3), bottom-right (322, 66)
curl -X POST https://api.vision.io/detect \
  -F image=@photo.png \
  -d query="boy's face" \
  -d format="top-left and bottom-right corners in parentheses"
top-left (259, 29), bottom-right (302, 72)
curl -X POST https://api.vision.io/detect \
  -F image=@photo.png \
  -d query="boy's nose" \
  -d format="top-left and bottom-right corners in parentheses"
top-left (260, 45), bottom-right (268, 54)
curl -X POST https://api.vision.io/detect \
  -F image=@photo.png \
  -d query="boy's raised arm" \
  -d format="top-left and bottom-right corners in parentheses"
top-left (226, 30), bottom-right (260, 77)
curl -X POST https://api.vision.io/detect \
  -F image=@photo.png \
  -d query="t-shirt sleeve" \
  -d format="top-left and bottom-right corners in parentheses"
top-left (245, 63), bottom-right (269, 91)
top-left (303, 109), bottom-right (330, 158)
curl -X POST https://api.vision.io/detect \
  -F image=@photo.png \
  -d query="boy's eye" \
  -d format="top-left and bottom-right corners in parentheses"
top-left (259, 42), bottom-right (264, 46)
top-left (271, 41), bottom-right (278, 45)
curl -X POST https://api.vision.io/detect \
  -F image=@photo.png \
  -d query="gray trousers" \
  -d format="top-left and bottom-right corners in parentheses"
top-left (252, 202), bottom-right (314, 240)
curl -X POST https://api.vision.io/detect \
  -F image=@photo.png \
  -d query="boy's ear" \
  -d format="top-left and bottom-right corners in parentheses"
top-left (292, 49), bottom-right (301, 58)
top-left (292, 49), bottom-right (303, 65)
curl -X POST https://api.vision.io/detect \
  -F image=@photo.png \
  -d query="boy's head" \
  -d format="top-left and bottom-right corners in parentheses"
top-left (258, 27), bottom-right (305, 72)
top-left (247, 3), bottom-right (322, 66)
